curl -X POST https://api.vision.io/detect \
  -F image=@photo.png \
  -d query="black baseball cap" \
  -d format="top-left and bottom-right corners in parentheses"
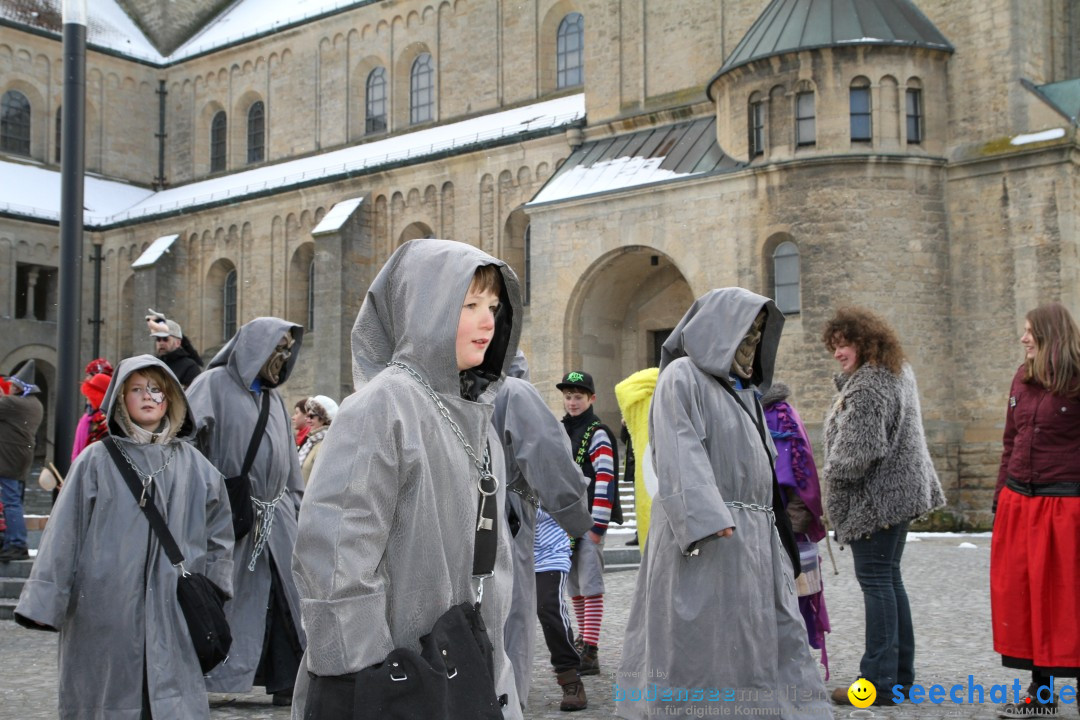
top-left (556, 371), bottom-right (595, 395)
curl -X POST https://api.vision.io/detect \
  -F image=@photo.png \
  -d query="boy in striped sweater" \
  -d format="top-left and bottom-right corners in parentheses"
top-left (557, 371), bottom-right (621, 677)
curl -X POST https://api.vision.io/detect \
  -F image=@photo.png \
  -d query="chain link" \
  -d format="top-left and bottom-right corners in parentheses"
top-left (724, 500), bottom-right (774, 514)
top-left (387, 361), bottom-right (491, 477)
top-left (114, 441), bottom-right (176, 506)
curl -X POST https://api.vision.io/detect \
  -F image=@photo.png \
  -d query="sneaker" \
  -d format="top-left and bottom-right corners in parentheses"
top-left (579, 644), bottom-right (600, 676)
top-left (557, 669), bottom-right (588, 711)
top-left (998, 695), bottom-right (1058, 717)
top-left (0, 545), bottom-right (29, 562)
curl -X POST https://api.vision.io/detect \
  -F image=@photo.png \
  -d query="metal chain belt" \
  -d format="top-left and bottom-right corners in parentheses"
top-left (724, 500), bottom-right (773, 514)
top-left (115, 441), bottom-right (176, 507)
top-left (509, 484), bottom-right (540, 509)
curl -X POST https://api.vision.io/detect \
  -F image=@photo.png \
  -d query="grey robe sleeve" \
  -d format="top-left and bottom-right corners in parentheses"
top-left (15, 452), bottom-right (96, 630)
top-left (823, 385), bottom-right (890, 488)
top-left (501, 383), bottom-right (592, 538)
top-left (652, 362), bottom-right (735, 554)
top-left (292, 401), bottom-right (401, 675)
top-left (196, 453), bottom-right (235, 598)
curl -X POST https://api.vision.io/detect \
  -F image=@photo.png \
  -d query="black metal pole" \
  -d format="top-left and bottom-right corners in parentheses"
top-left (55, 4), bottom-right (87, 478)
top-left (90, 241), bottom-right (102, 359)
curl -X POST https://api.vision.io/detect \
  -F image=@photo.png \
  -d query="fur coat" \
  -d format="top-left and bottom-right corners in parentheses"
top-left (822, 363), bottom-right (945, 544)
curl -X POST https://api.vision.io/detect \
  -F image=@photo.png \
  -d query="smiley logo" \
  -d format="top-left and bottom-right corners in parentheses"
top-left (847, 678), bottom-right (876, 708)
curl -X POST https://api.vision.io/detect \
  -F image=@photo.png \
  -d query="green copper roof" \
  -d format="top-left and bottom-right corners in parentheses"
top-left (718, 0), bottom-right (953, 76)
top-left (1023, 78), bottom-right (1080, 127)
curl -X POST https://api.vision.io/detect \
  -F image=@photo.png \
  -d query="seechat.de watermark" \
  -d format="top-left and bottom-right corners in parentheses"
top-left (855, 676), bottom-right (1078, 707)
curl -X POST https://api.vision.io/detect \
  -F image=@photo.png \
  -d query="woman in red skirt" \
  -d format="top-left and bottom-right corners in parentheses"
top-left (992, 302), bottom-right (1080, 718)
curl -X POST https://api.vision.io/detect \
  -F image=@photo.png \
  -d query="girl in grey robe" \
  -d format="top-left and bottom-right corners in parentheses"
top-left (291, 238), bottom-right (525, 719)
top-left (185, 317), bottom-right (307, 698)
top-left (15, 355), bottom-right (234, 720)
top-left (616, 288), bottom-right (832, 720)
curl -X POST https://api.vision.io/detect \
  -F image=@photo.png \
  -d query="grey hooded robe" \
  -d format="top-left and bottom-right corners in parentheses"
top-left (15, 355), bottom-right (234, 720)
top-left (495, 353), bottom-right (593, 706)
top-left (291, 238), bottom-right (525, 719)
top-left (185, 317), bottom-right (307, 692)
top-left (616, 289), bottom-right (832, 719)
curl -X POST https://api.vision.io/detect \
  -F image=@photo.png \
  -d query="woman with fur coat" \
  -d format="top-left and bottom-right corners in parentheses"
top-left (821, 307), bottom-right (944, 706)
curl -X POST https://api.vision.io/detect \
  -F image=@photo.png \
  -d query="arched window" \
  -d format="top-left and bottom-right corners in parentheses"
top-left (55, 106), bottom-right (62, 163)
top-left (748, 93), bottom-right (764, 157)
top-left (1, 90), bottom-right (31, 156)
top-left (223, 268), bottom-right (237, 341)
top-left (366, 67), bottom-right (387, 134)
top-left (795, 90), bottom-right (815, 146)
top-left (850, 79), bottom-right (872, 142)
top-left (247, 101), bottom-right (265, 164)
top-left (557, 13), bottom-right (584, 89)
top-left (773, 241), bottom-right (801, 314)
top-left (410, 53), bottom-right (434, 125)
top-left (210, 111), bottom-right (227, 172)
top-left (906, 86), bottom-right (923, 144)
top-left (307, 259), bottom-right (316, 331)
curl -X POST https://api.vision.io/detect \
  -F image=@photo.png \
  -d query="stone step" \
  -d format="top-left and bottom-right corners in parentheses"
top-left (0, 598), bottom-right (15, 621)
top-left (1, 577), bottom-right (26, 600)
top-left (0, 558), bottom-right (33, 579)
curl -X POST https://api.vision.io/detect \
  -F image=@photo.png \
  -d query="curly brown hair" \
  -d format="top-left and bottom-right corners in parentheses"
top-left (822, 307), bottom-right (906, 374)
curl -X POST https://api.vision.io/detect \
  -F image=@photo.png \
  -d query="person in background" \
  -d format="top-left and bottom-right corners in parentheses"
top-left (15, 355), bottom-right (234, 719)
top-left (298, 395), bottom-right (338, 485)
top-left (71, 372), bottom-right (113, 462)
top-left (147, 309), bottom-right (203, 388)
top-left (0, 361), bottom-right (44, 563)
top-left (992, 302), bottom-right (1080, 718)
top-left (557, 370), bottom-right (621, 676)
top-left (614, 368), bottom-right (659, 548)
top-left (821, 306), bottom-right (945, 707)
top-left (761, 381), bottom-right (830, 677)
top-left (292, 398), bottom-right (311, 448)
top-left (186, 317), bottom-right (306, 707)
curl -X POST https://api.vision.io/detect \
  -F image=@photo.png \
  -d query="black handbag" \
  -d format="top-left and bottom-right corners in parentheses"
top-left (103, 438), bottom-right (233, 674)
top-left (223, 391), bottom-right (270, 541)
top-left (304, 458), bottom-right (504, 720)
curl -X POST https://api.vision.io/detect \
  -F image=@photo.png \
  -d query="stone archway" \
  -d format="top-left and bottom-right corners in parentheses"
top-left (562, 246), bottom-right (694, 425)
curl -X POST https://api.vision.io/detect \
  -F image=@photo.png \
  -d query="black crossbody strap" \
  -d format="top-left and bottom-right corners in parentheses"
top-left (103, 437), bottom-right (186, 568)
top-left (239, 391), bottom-right (272, 478)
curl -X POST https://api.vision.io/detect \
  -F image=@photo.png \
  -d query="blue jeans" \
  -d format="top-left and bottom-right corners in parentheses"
top-left (0, 476), bottom-right (27, 549)
top-left (849, 521), bottom-right (914, 688)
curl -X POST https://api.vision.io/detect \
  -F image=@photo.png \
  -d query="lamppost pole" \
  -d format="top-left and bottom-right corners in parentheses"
top-left (55, 0), bottom-right (87, 477)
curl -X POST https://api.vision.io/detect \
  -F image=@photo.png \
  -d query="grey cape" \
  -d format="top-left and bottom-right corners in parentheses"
top-left (291, 239), bottom-right (525, 719)
top-left (186, 317), bottom-right (307, 692)
top-left (616, 288), bottom-right (831, 719)
top-left (15, 355), bottom-right (234, 720)
top-left (495, 353), bottom-right (593, 706)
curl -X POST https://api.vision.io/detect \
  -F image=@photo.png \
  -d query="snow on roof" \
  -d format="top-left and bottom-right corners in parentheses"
top-left (0, 161), bottom-right (155, 224)
top-left (530, 156), bottom-right (688, 205)
top-left (0, 94), bottom-right (585, 226)
top-left (312, 197), bottom-right (364, 234)
top-left (0, 0), bottom-right (165, 63)
top-left (1010, 127), bottom-right (1067, 146)
top-left (132, 234), bottom-right (180, 268)
top-left (171, 0), bottom-right (367, 61)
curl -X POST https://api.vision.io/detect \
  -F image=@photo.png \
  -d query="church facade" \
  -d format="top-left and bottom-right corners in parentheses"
top-left (1, 0), bottom-right (1077, 527)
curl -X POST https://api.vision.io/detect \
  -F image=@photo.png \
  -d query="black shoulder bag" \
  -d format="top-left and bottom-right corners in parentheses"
top-left (103, 437), bottom-right (232, 674)
top-left (224, 391), bottom-right (270, 541)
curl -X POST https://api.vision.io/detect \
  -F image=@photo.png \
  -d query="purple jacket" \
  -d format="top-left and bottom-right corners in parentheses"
top-left (763, 395), bottom-right (825, 543)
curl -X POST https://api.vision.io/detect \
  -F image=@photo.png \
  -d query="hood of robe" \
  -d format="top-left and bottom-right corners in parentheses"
top-left (207, 317), bottom-right (304, 389)
top-left (658, 287), bottom-right (784, 393)
top-left (351, 238), bottom-right (522, 395)
top-left (507, 350), bottom-right (530, 381)
top-left (103, 354), bottom-right (195, 441)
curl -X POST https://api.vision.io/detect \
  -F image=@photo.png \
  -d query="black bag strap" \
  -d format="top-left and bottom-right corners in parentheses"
top-left (237, 391), bottom-right (272, 479)
top-left (471, 447), bottom-right (498, 579)
top-left (715, 378), bottom-right (801, 577)
top-left (102, 437), bottom-right (186, 568)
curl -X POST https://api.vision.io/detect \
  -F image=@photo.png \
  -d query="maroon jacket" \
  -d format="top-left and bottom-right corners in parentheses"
top-left (995, 365), bottom-right (1080, 506)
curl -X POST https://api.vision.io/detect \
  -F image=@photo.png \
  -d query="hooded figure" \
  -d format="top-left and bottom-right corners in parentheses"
top-left (14, 355), bottom-right (234, 719)
top-left (615, 288), bottom-right (831, 719)
top-left (494, 350), bottom-right (593, 707)
top-left (292, 239), bottom-right (525, 719)
top-left (186, 317), bottom-right (306, 699)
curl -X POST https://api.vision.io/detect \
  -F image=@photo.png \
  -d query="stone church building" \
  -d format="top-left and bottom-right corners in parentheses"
top-left (1, 0), bottom-right (1077, 527)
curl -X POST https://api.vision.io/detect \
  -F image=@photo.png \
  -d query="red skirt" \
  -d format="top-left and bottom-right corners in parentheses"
top-left (991, 487), bottom-right (1080, 670)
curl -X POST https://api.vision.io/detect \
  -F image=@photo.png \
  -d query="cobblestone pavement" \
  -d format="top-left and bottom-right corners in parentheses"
top-left (3, 534), bottom-right (1067, 719)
